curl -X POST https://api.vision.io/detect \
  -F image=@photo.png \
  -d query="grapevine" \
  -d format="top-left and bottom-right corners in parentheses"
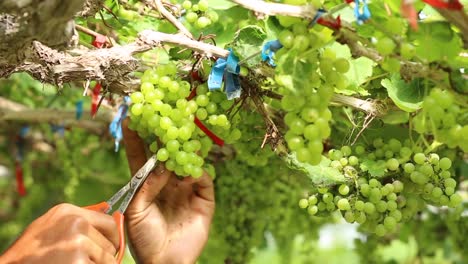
top-left (1, 0), bottom-right (467, 263)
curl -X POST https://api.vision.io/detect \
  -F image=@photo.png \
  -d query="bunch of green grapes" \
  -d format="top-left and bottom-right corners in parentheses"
top-left (211, 156), bottom-right (314, 264)
top-left (413, 88), bottom-right (468, 152)
top-left (181, 0), bottom-right (218, 29)
top-left (229, 110), bottom-right (276, 167)
top-left (275, 21), bottom-right (350, 166)
top-left (298, 138), bottom-right (463, 236)
top-left (128, 63), bottom-right (232, 178)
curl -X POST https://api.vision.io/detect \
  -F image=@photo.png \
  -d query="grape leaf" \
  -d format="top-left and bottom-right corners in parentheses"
top-left (382, 75), bottom-right (424, 112)
top-left (277, 48), bottom-right (317, 93)
top-left (330, 43), bottom-right (373, 95)
top-left (360, 159), bottom-right (387, 177)
top-left (409, 21), bottom-right (461, 62)
top-left (381, 110), bottom-right (409, 124)
top-left (230, 25), bottom-right (266, 67)
top-left (287, 154), bottom-right (346, 186)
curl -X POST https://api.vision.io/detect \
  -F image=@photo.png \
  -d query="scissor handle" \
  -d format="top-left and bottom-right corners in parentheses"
top-left (112, 211), bottom-right (125, 264)
top-left (84, 203), bottom-right (126, 264)
top-left (84, 201), bottom-right (111, 213)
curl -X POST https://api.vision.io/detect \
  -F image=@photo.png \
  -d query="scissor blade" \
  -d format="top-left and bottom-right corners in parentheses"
top-left (117, 155), bottom-right (158, 213)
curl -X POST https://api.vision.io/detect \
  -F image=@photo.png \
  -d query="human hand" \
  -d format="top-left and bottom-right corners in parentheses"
top-left (122, 120), bottom-right (215, 264)
top-left (0, 203), bottom-right (119, 264)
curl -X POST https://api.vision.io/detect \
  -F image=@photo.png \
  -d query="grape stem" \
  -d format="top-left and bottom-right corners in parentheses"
top-left (0, 97), bottom-right (113, 134)
top-left (149, 0), bottom-right (194, 39)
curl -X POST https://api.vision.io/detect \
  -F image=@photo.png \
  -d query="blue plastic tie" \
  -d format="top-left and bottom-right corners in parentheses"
top-left (76, 100), bottom-right (84, 120)
top-left (109, 96), bottom-right (130, 152)
top-left (261, 40), bottom-right (283, 67)
top-left (207, 58), bottom-right (227, 91)
top-left (309, 8), bottom-right (327, 27)
top-left (51, 124), bottom-right (65, 137)
top-left (354, 0), bottom-right (371, 24)
top-left (224, 49), bottom-right (242, 100)
top-left (16, 126), bottom-right (29, 161)
top-left (207, 49), bottom-right (242, 100)
top-left (19, 126), bottom-right (30, 138)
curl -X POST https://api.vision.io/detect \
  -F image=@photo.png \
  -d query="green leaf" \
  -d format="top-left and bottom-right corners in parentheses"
top-left (382, 75), bottom-right (424, 112)
top-left (410, 21), bottom-right (461, 62)
top-left (381, 110), bottom-right (409, 124)
top-left (287, 154), bottom-right (346, 186)
top-left (230, 25), bottom-right (266, 67)
top-left (360, 159), bottom-right (387, 177)
top-left (276, 48), bottom-right (318, 93)
top-left (330, 43), bottom-right (374, 95)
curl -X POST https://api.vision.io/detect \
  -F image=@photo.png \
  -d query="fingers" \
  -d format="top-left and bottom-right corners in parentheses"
top-left (187, 172), bottom-right (215, 203)
top-left (79, 235), bottom-right (116, 264)
top-left (86, 225), bottom-right (117, 256)
top-left (76, 209), bottom-right (120, 251)
top-left (51, 204), bottom-right (120, 251)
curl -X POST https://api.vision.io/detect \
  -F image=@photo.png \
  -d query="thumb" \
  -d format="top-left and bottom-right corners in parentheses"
top-left (122, 118), bottom-right (170, 211)
top-left (130, 164), bottom-right (171, 211)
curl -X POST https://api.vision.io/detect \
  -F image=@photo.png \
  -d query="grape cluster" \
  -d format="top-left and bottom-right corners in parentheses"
top-left (414, 88), bottom-right (468, 152)
top-left (182, 0), bottom-right (218, 29)
top-left (298, 138), bottom-right (463, 236)
top-left (275, 22), bottom-right (350, 165)
top-left (128, 64), bottom-right (231, 178)
top-left (208, 156), bottom-right (313, 264)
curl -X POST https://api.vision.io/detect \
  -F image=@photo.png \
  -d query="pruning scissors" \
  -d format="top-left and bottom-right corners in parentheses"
top-left (84, 156), bottom-right (158, 263)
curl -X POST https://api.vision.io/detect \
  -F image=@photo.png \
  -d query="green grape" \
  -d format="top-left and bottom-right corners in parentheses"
top-left (383, 216), bottom-right (397, 231)
top-left (355, 200), bottom-right (365, 211)
top-left (338, 184), bottom-right (350, 195)
top-left (376, 200), bottom-right (387, 212)
top-left (131, 103), bottom-right (144, 116)
top-left (333, 58), bottom-right (350, 73)
top-left (413, 153), bottom-right (426, 164)
top-left (131, 92), bottom-right (145, 103)
top-left (337, 198), bottom-right (351, 211)
top-left (299, 198), bottom-right (309, 209)
top-left (439, 157), bottom-right (452, 170)
top-left (198, 0), bottom-right (209, 11)
top-left (308, 196), bottom-right (318, 205)
top-left (386, 158), bottom-right (399, 171)
top-left (344, 211), bottom-right (355, 223)
top-left (279, 30), bottom-right (294, 48)
top-left (322, 193), bottom-right (334, 203)
top-left (449, 193), bottom-right (462, 207)
top-left (308, 205), bottom-right (318, 215)
top-left (404, 163), bottom-right (415, 173)
top-left (444, 178), bottom-right (456, 188)
top-left (349, 156), bottom-right (359, 166)
top-left (364, 202), bottom-right (376, 215)
top-left (182, 0), bottom-right (192, 10)
top-left (375, 224), bottom-right (387, 236)
top-left (377, 37), bottom-right (396, 56)
top-left (156, 148), bottom-right (169, 161)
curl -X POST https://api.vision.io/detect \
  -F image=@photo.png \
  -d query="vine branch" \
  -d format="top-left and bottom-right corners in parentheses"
top-left (151, 0), bottom-right (193, 39)
top-left (0, 97), bottom-right (113, 134)
top-left (0, 30), bottom-right (229, 90)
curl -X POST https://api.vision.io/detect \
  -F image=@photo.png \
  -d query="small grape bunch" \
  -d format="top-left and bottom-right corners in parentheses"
top-left (182, 0), bottom-right (219, 29)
